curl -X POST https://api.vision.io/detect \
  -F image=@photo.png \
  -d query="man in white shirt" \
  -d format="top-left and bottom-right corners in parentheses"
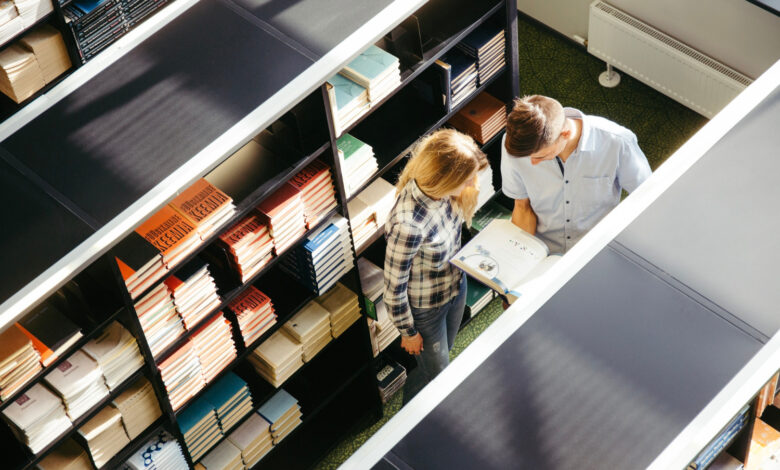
top-left (501, 95), bottom-right (652, 253)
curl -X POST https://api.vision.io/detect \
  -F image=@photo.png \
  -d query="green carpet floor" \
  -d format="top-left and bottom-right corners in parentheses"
top-left (313, 12), bottom-right (707, 470)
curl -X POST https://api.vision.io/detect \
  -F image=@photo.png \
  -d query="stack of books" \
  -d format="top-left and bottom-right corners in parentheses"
top-left (375, 355), bottom-right (406, 404)
top-left (2, 383), bottom-right (71, 453)
top-left (37, 438), bottom-right (92, 470)
top-left (13, 0), bottom-right (52, 28)
top-left (471, 198), bottom-right (512, 232)
top-left (288, 159), bottom-right (338, 229)
top-left (280, 214), bottom-right (353, 295)
top-left (336, 133), bottom-right (377, 198)
top-left (316, 282), bottom-right (362, 338)
top-left (77, 405), bottom-right (130, 468)
top-left (164, 257), bottom-right (222, 330)
top-left (158, 342), bottom-right (204, 411)
top-left (134, 283), bottom-right (184, 358)
top-left (126, 431), bottom-right (188, 469)
top-left (169, 179), bottom-right (236, 241)
top-left (283, 301), bottom-right (332, 362)
top-left (371, 297), bottom-right (399, 355)
top-left (438, 49), bottom-right (477, 108)
top-left (228, 286), bottom-right (277, 348)
top-left (179, 398), bottom-right (222, 461)
top-left (688, 404), bottom-right (750, 469)
top-left (257, 182), bottom-right (306, 255)
top-left (248, 330), bottom-right (303, 388)
top-left (465, 277), bottom-right (495, 320)
top-left (448, 91), bottom-right (507, 145)
top-left (191, 313), bottom-right (237, 384)
top-left (16, 302), bottom-right (82, 367)
top-left (325, 74), bottom-right (369, 136)
top-left (112, 376), bottom-right (162, 439)
top-left (349, 177), bottom-right (396, 251)
top-left (357, 258), bottom-right (399, 356)
top-left (357, 257), bottom-right (383, 317)
top-left (136, 205), bottom-right (201, 269)
top-left (218, 213), bottom-right (274, 283)
top-left (82, 321), bottom-right (144, 391)
top-left (196, 439), bottom-right (243, 470)
top-left (227, 413), bottom-right (273, 468)
top-left (457, 20), bottom-right (506, 86)
top-left (340, 45), bottom-right (401, 107)
top-left (0, 43), bottom-right (44, 103)
top-left (0, 325), bottom-right (42, 402)
top-left (44, 350), bottom-right (109, 420)
top-left (113, 232), bottom-right (166, 299)
top-left (0, 1), bottom-right (23, 46)
top-left (201, 372), bottom-right (253, 434)
top-left (475, 160), bottom-right (497, 210)
top-left (347, 196), bottom-right (377, 251)
top-left (19, 24), bottom-right (71, 84)
top-left (257, 389), bottom-right (302, 445)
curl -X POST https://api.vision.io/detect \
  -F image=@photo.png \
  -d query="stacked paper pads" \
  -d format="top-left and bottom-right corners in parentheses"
top-left (0, 325), bottom-right (42, 402)
top-left (456, 19), bottom-right (506, 87)
top-left (375, 355), bottom-right (407, 404)
top-left (228, 286), bottom-right (277, 348)
top-left (77, 405), bottom-right (130, 467)
top-left (347, 177), bottom-right (396, 252)
top-left (37, 438), bottom-right (92, 470)
top-left (179, 372), bottom-right (253, 461)
top-left (43, 350), bottom-right (109, 421)
top-left (326, 44), bottom-right (401, 135)
top-left (112, 376), bottom-right (163, 440)
top-left (283, 301), bottom-right (333, 363)
top-left (0, 0), bottom-right (55, 47)
top-left (2, 383), bottom-right (71, 453)
top-left (257, 389), bottom-right (301, 445)
top-left (0, 23), bottom-right (69, 104)
top-left (358, 258), bottom-right (400, 356)
top-left (223, 413), bottom-right (274, 468)
top-left (448, 91), bottom-right (507, 145)
top-left (336, 133), bottom-right (378, 198)
top-left (125, 431), bottom-right (189, 469)
top-left (134, 283), bottom-right (184, 358)
top-left (82, 321), bottom-right (146, 392)
top-left (164, 257), bottom-right (222, 332)
top-left (279, 213), bottom-right (354, 295)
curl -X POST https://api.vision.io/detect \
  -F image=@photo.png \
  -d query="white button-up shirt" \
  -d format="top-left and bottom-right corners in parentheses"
top-left (501, 108), bottom-right (651, 253)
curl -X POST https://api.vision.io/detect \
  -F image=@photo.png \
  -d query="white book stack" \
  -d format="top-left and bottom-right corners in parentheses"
top-left (373, 299), bottom-right (400, 354)
top-left (336, 133), bottom-right (378, 198)
top-left (0, 1), bottom-right (22, 46)
top-left (227, 414), bottom-right (273, 468)
top-left (257, 389), bottom-right (301, 445)
top-left (44, 350), bottom-right (109, 421)
top-left (475, 161), bottom-right (496, 211)
top-left (2, 383), bottom-right (71, 453)
top-left (82, 321), bottom-right (144, 392)
top-left (13, 0), bottom-right (52, 28)
top-left (164, 259), bottom-right (221, 331)
top-left (37, 438), bottom-right (92, 470)
top-left (191, 313), bottom-right (236, 384)
top-left (112, 377), bottom-right (162, 440)
top-left (347, 197), bottom-right (378, 252)
top-left (134, 283), bottom-right (185, 358)
top-left (248, 330), bottom-right (303, 388)
top-left (158, 342), bottom-right (205, 411)
top-left (315, 282), bottom-right (362, 338)
top-left (77, 405), bottom-right (130, 468)
top-left (350, 177), bottom-right (396, 251)
top-left (125, 431), bottom-right (188, 470)
top-left (282, 301), bottom-right (332, 362)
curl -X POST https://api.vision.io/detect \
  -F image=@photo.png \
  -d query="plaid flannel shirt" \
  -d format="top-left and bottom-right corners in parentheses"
top-left (384, 180), bottom-right (463, 337)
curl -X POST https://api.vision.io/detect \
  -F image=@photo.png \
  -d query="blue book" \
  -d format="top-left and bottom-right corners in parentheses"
top-left (257, 389), bottom-right (297, 424)
top-left (200, 372), bottom-right (248, 410)
top-left (73, 0), bottom-right (109, 13)
top-left (341, 45), bottom-right (399, 88)
top-left (178, 398), bottom-right (216, 436)
top-left (459, 21), bottom-right (504, 56)
top-left (326, 74), bottom-right (366, 111)
top-left (441, 49), bottom-right (476, 84)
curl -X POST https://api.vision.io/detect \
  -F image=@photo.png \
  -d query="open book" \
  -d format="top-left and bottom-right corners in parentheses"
top-left (451, 219), bottom-right (561, 304)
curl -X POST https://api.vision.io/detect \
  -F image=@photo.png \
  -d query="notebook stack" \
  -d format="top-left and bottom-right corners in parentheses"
top-left (349, 177), bottom-right (396, 251)
top-left (125, 431), bottom-right (188, 470)
top-left (113, 233), bottom-right (166, 300)
top-left (228, 286), bottom-right (277, 347)
top-left (448, 91), bottom-right (507, 145)
top-left (164, 257), bottom-right (222, 330)
top-left (179, 398), bottom-right (222, 461)
top-left (227, 413), bottom-right (273, 468)
top-left (347, 196), bottom-right (377, 252)
top-left (257, 182), bottom-right (306, 255)
top-left (465, 277), bottom-right (496, 319)
top-left (336, 133), bottom-right (378, 198)
top-left (325, 73), bottom-right (369, 136)
top-left (196, 439), bottom-right (243, 470)
top-left (158, 342), bottom-right (204, 411)
top-left (316, 282), bottom-right (362, 338)
top-left (13, 0), bottom-right (52, 28)
top-left (471, 198), bottom-right (512, 232)
top-left (288, 159), bottom-right (338, 229)
top-left (16, 302), bottom-right (82, 367)
top-left (191, 313), bottom-right (237, 384)
top-left (257, 389), bottom-right (302, 445)
top-left (82, 321), bottom-right (144, 391)
top-left (2, 383), bottom-right (71, 453)
top-left (77, 405), bottom-right (129, 468)
top-left (280, 214), bottom-right (353, 295)
top-left (438, 49), bottom-right (477, 108)
top-left (457, 20), bottom-right (505, 86)
top-left (0, 43), bottom-right (44, 103)
top-left (340, 45), bottom-right (401, 107)
top-left (19, 24), bottom-right (71, 84)
top-left (37, 438), bottom-right (92, 470)
top-left (357, 258), bottom-right (396, 356)
top-left (0, 325), bottom-right (42, 402)
top-left (283, 301), bottom-right (332, 362)
top-left (475, 160), bottom-right (497, 210)
top-left (169, 179), bottom-right (236, 241)
top-left (202, 372), bottom-right (253, 436)
top-left (0, 1), bottom-right (23, 46)
top-left (248, 330), bottom-right (303, 388)
top-left (134, 283), bottom-right (184, 358)
top-left (218, 213), bottom-right (274, 283)
top-left (112, 376), bottom-right (162, 439)
top-left (372, 297), bottom-right (399, 355)
top-left (375, 355), bottom-right (407, 404)
top-left (44, 350), bottom-right (109, 420)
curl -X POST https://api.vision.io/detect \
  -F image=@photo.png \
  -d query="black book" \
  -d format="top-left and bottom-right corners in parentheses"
top-left (17, 303), bottom-right (83, 366)
top-left (375, 355), bottom-right (405, 391)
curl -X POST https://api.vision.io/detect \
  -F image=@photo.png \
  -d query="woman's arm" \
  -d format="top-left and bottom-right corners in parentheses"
top-left (384, 222), bottom-right (423, 353)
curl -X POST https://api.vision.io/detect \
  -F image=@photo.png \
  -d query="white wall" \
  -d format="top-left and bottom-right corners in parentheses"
top-left (517, 0), bottom-right (780, 79)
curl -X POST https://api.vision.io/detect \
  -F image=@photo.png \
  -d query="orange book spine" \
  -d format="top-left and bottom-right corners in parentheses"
top-left (13, 324), bottom-right (52, 364)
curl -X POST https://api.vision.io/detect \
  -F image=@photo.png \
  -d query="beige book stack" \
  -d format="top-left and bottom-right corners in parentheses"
top-left (315, 282), bottom-right (362, 338)
top-left (0, 43), bottom-right (44, 103)
top-left (112, 376), bottom-right (162, 439)
top-left (373, 299), bottom-right (400, 353)
top-left (0, 1), bottom-right (23, 46)
top-left (77, 405), bottom-right (130, 468)
top-left (13, 0), bottom-right (52, 28)
top-left (19, 24), bottom-right (70, 83)
top-left (226, 414), bottom-right (273, 468)
top-left (2, 383), bottom-right (71, 453)
top-left (43, 349), bottom-right (109, 421)
top-left (191, 313), bottom-right (237, 384)
top-left (196, 439), bottom-right (243, 470)
top-left (248, 330), bottom-right (303, 387)
top-left (0, 325), bottom-right (42, 402)
top-left (37, 438), bottom-right (92, 470)
top-left (256, 389), bottom-right (301, 445)
top-left (82, 321), bottom-right (144, 391)
top-left (282, 300), bottom-right (332, 363)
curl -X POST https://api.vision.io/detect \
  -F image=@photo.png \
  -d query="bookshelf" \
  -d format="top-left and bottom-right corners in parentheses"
top-left (0, 0), bottom-right (525, 468)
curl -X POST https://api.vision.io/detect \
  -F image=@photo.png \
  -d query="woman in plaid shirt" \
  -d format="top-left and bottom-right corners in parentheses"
top-left (384, 129), bottom-right (488, 404)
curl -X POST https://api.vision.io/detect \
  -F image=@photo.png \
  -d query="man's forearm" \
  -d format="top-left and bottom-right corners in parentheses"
top-left (511, 199), bottom-right (537, 234)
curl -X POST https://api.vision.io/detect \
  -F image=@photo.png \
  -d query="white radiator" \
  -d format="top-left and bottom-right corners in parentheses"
top-left (587, 1), bottom-right (752, 119)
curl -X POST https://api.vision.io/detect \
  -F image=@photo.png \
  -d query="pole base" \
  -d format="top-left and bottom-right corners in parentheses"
top-left (599, 69), bottom-right (621, 88)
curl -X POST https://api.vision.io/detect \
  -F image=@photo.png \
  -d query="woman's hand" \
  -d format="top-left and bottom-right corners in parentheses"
top-left (401, 333), bottom-right (424, 355)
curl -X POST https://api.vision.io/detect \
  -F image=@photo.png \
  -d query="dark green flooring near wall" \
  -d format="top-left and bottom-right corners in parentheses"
top-left (313, 13), bottom-right (707, 470)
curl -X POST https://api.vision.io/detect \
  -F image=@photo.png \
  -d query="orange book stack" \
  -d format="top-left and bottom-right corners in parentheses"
top-left (257, 182), bottom-right (306, 255)
top-left (164, 257), bottom-right (221, 330)
top-left (288, 160), bottom-right (338, 229)
top-left (169, 179), bottom-right (236, 241)
top-left (448, 91), bottom-right (507, 145)
top-left (228, 287), bottom-right (277, 347)
top-left (218, 214), bottom-right (274, 283)
top-left (136, 205), bottom-right (201, 270)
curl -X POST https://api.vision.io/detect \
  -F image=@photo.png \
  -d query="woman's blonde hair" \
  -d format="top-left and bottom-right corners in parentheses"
top-left (396, 129), bottom-right (488, 226)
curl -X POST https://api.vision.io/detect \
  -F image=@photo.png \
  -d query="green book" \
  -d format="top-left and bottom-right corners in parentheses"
top-left (337, 133), bottom-right (368, 158)
top-left (466, 277), bottom-right (492, 308)
top-left (472, 199), bottom-right (512, 231)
